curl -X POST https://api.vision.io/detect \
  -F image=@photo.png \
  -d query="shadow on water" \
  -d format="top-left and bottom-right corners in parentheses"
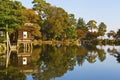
top-left (0, 44), bottom-right (120, 80)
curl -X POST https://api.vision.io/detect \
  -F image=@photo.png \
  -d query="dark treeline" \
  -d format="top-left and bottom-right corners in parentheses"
top-left (0, 0), bottom-right (120, 45)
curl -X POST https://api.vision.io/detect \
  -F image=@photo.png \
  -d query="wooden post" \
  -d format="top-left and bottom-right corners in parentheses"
top-left (6, 31), bottom-right (11, 68)
top-left (31, 43), bottom-right (32, 53)
top-left (24, 43), bottom-right (25, 53)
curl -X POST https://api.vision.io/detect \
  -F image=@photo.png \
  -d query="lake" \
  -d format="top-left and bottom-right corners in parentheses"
top-left (0, 44), bottom-right (120, 80)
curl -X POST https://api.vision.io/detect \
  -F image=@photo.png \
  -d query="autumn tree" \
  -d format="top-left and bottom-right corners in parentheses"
top-left (21, 9), bottom-right (42, 38)
top-left (22, 9), bottom-right (40, 23)
top-left (21, 23), bottom-right (41, 39)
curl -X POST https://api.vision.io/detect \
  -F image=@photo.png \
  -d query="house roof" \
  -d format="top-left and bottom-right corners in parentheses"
top-left (18, 23), bottom-right (36, 32)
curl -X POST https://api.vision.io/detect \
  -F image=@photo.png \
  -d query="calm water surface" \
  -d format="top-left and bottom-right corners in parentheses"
top-left (0, 45), bottom-right (120, 80)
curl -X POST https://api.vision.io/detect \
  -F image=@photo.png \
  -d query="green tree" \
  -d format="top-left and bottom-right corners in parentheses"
top-left (32, 0), bottom-right (49, 16)
top-left (76, 18), bottom-right (88, 39)
top-left (77, 18), bottom-right (87, 30)
top-left (44, 7), bottom-right (70, 39)
top-left (0, 0), bottom-right (25, 34)
top-left (65, 26), bottom-right (77, 39)
top-left (69, 14), bottom-right (76, 27)
top-left (87, 20), bottom-right (97, 32)
top-left (33, 0), bottom-right (77, 40)
top-left (64, 14), bottom-right (77, 39)
top-left (98, 22), bottom-right (107, 39)
top-left (32, 0), bottom-right (49, 40)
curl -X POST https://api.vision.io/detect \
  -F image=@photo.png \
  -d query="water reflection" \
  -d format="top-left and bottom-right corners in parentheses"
top-left (0, 42), bottom-right (33, 80)
top-left (107, 46), bottom-right (120, 63)
top-left (0, 51), bottom-right (26, 80)
top-left (76, 44), bottom-right (106, 65)
top-left (0, 44), bottom-right (120, 80)
top-left (32, 44), bottom-right (107, 80)
top-left (32, 45), bottom-right (76, 80)
top-left (0, 67), bottom-right (26, 80)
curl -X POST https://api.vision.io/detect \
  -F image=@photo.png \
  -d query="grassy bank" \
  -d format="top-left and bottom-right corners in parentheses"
top-left (33, 39), bottom-right (80, 46)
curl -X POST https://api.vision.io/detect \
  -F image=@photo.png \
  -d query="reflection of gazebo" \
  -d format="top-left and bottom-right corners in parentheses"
top-left (17, 52), bottom-right (31, 65)
top-left (15, 23), bottom-right (34, 74)
top-left (10, 51), bottom-right (34, 74)
top-left (17, 53), bottom-right (34, 74)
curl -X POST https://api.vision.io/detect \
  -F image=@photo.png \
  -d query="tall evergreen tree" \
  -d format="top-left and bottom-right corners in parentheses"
top-left (98, 22), bottom-right (107, 38)
top-left (76, 18), bottom-right (88, 39)
top-left (77, 18), bottom-right (87, 30)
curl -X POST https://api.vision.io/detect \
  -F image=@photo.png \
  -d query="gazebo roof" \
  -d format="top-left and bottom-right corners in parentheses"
top-left (18, 23), bottom-right (35, 32)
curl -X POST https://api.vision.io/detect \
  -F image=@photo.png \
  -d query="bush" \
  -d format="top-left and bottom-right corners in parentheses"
top-left (0, 36), bottom-right (6, 42)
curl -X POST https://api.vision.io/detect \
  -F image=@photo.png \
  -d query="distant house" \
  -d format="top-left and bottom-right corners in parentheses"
top-left (10, 51), bottom-right (34, 74)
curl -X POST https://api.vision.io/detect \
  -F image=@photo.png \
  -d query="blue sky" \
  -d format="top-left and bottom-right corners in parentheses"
top-left (18, 0), bottom-right (120, 32)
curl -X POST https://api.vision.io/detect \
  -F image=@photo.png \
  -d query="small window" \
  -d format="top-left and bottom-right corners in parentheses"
top-left (23, 57), bottom-right (27, 65)
top-left (23, 31), bottom-right (27, 39)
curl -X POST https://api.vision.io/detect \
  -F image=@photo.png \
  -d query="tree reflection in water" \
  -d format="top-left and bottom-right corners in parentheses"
top-left (107, 46), bottom-right (120, 63)
top-left (32, 45), bottom-right (76, 80)
top-left (32, 44), bottom-right (107, 80)
top-left (2, 44), bottom-right (120, 80)
top-left (76, 44), bottom-right (106, 64)
top-left (0, 66), bottom-right (26, 80)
